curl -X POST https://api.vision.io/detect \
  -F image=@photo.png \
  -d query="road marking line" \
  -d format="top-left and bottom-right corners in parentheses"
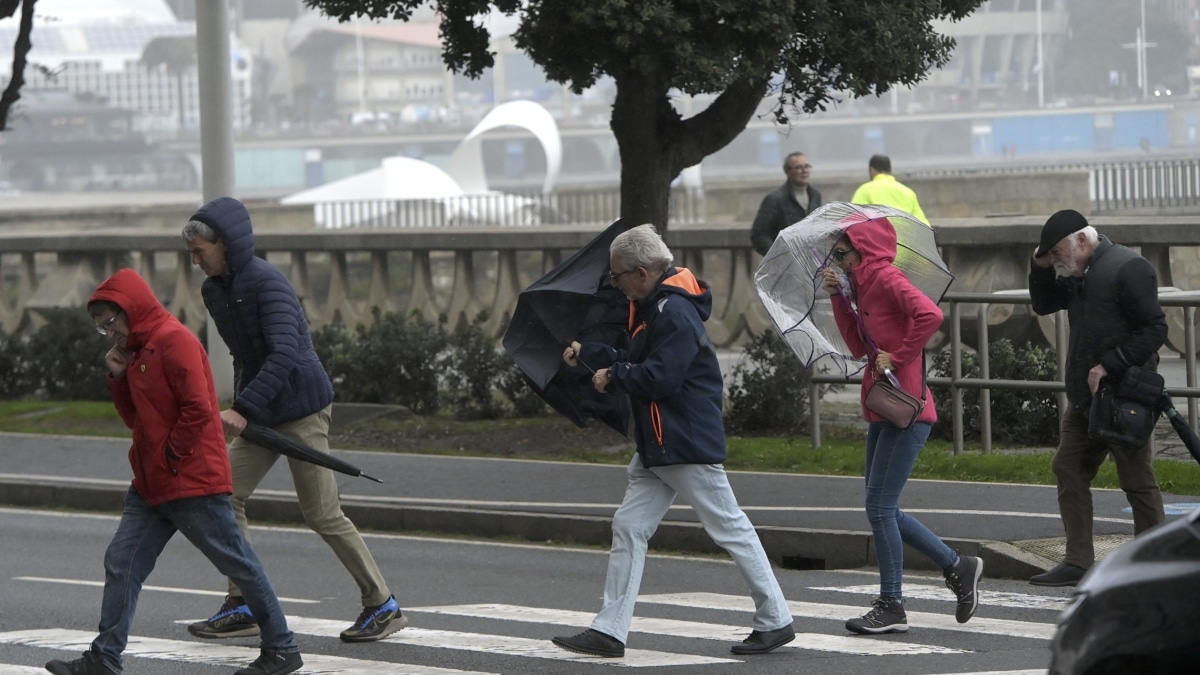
top-left (809, 583), bottom-right (1072, 612)
top-left (12, 577), bottom-right (318, 604)
top-left (640, 592), bottom-right (1056, 640)
top-left (412, 603), bottom-right (968, 656)
top-left (0, 665), bottom-right (47, 674)
top-left (279, 617), bottom-right (738, 667)
top-left (0, 629), bottom-right (492, 674)
top-left (925, 671), bottom-right (1046, 675)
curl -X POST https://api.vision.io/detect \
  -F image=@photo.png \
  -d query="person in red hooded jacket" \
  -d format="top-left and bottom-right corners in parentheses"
top-left (44, 268), bottom-right (302, 675)
top-left (819, 217), bottom-right (983, 636)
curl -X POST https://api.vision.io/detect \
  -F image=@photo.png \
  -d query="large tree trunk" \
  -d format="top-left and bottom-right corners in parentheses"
top-left (610, 74), bottom-right (676, 233)
top-left (610, 73), bottom-right (771, 237)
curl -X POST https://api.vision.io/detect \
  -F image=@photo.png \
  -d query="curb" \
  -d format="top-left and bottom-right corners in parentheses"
top-left (0, 476), bottom-right (1046, 580)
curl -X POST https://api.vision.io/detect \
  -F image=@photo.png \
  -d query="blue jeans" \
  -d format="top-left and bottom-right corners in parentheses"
top-left (590, 455), bottom-right (793, 644)
top-left (93, 488), bottom-right (297, 673)
top-left (864, 422), bottom-right (956, 599)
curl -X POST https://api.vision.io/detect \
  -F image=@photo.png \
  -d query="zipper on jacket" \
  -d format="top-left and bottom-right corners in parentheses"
top-left (650, 401), bottom-right (664, 452)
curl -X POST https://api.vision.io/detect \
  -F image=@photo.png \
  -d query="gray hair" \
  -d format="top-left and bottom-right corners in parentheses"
top-left (1079, 225), bottom-right (1099, 246)
top-left (610, 223), bottom-right (673, 274)
top-left (181, 219), bottom-right (219, 244)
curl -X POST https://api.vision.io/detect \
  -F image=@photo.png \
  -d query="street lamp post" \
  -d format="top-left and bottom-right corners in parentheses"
top-left (1036, 0), bottom-right (1044, 108)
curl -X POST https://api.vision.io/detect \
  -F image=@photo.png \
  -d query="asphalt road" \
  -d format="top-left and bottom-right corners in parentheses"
top-left (0, 507), bottom-right (1059, 675)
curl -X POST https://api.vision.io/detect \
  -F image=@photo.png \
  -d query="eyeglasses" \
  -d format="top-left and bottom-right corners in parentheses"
top-left (95, 311), bottom-right (122, 336)
top-left (787, 163), bottom-right (813, 171)
top-left (831, 247), bottom-right (855, 262)
top-left (609, 268), bottom-right (636, 283)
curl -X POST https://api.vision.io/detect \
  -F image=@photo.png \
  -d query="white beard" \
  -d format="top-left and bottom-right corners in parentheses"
top-left (1053, 262), bottom-right (1074, 278)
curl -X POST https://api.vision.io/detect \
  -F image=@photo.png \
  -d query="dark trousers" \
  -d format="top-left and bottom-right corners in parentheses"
top-left (1053, 407), bottom-right (1164, 568)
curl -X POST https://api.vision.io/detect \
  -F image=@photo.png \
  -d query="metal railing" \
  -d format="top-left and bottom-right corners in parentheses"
top-left (913, 156), bottom-right (1200, 213)
top-left (807, 289), bottom-right (1200, 454)
top-left (310, 187), bottom-right (705, 229)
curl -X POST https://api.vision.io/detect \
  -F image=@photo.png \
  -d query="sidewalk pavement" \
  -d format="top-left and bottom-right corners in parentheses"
top-left (4, 430), bottom-right (1199, 581)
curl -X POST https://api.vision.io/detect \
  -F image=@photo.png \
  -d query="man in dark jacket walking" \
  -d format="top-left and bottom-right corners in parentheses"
top-left (181, 197), bottom-right (403, 642)
top-left (1028, 209), bottom-right (1167, 587)
top-left (46, 269), bottom-right (302, 675)
top-left (551, 224), bottom-right (795, 658)
top-left (750, 151), bottom-right (822, 255)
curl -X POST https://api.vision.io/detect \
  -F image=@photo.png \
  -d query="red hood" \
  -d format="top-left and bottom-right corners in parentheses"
top-left (842, 216), bottom-right (897, 289)
top-left (88, 268), bottom-right (174, 351)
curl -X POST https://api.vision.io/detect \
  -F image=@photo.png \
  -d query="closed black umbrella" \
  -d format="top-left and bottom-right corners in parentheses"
top-left (502, 218), bottom-right (634, 437)
top-left (240, 423), bottom-right (384, 483)
top-left (1160, 394), bottom-right (1200, 465)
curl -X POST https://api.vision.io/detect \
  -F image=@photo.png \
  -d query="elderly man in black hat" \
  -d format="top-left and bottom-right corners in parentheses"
top-left (1027, 209), bottom-right (1167, 587)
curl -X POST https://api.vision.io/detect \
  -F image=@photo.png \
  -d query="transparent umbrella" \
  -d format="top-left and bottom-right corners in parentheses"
top-left (754, 201), bottom-right (954, 378)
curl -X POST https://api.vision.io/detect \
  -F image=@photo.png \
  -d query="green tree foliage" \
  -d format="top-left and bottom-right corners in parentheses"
top-left (305, 0), bottom-right (984, 231)
top-left (140, 35), bottom-right (198, 132)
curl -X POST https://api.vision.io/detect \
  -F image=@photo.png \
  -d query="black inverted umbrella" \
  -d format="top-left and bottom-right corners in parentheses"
top-left (1160, 394), bottom-right (1200, 465)
top-left (503, 218), bottom-right (634, 436)
top-left (240, 423), bottom-right (384, 483)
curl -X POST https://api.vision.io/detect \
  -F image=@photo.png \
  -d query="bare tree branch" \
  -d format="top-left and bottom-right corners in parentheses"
top-left (0, 0), bottom-right (37, 132)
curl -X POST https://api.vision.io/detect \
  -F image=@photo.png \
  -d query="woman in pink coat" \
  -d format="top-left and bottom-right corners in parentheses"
top-left (820, 217), bottom-right (983, 635)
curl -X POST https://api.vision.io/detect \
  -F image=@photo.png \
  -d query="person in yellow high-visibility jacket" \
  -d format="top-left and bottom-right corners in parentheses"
top-left (850, 154), bottom-right (929, 225)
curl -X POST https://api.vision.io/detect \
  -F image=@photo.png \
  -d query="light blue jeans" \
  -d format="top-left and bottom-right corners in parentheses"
top-left (93, 488), bottom-right (297, 673)
top-left (590, 455), bottom-right (793, 644)
top-left (865, 422), bottom-right (957, 599)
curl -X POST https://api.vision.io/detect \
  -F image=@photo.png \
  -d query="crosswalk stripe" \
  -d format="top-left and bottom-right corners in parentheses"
top-left (925, 671), bottom-right (1047, 675)
top-left (14, 576), bottom-right (320, 604)
top-left (412, 603), bottom-right (968, 656)
top-left (809, 584), bottom-right (1072, 612)
top-left (0, 629), bottom-right (495, 674)
top-left (0, 665), bottom-right (47, 674)
top-left (280, 616), bottom-right (737, 667)
top-left (639, 593), bottom-right (1056, 640)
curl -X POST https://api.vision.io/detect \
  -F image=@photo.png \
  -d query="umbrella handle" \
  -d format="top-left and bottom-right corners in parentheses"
top-left (882, 368), bottom-right (901, 388)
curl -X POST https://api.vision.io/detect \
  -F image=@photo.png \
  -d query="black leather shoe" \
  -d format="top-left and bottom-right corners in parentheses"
top-left (730, 623), bottom-right (796, 655)
top-left (551, 629), bottom-right (625, 658)
top-left (1029, 561), bottom-right (1087, 587)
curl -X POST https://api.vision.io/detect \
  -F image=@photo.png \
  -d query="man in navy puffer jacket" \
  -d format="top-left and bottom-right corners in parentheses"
top-left (551, 224), bottom-right (795, 659)
top-left (182, 197), bottom-right (404, 643)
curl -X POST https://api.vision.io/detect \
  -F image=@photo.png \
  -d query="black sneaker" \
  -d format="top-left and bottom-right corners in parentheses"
top-left (234, 649), bottom-right (302, 675)
top-left (730, 623), bottom-right (796, 655)
top-left (340, 595), bottom-right (407, 642)
top-left (943, 554), bottom-right (984, 623)
top-left (45, 648), bottom-right (116, 675)
top-left (188, 595), bottom-right (261, 639)
top-left (551, 628), bottom-right (625, 657)
top-left (845, 596), bottom-right (908, 634)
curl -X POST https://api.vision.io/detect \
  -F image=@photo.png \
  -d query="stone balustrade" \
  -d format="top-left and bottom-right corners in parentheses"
top-left (3, 205), bottom-right (1200, 356)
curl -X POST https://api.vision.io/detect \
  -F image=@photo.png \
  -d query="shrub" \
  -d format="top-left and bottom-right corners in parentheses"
top-left (725, 330), bottom-right (812, 436)
top-left (929, 338), bottom-right (1059, 446)
top-left (0, 308), bottom-right (111, 400)
top-left (442, 311), bottom-right (509, 420)
top-left (497, 359), bottom-right (550, 417)
top-left (316, 307), bottom-right (447, 414)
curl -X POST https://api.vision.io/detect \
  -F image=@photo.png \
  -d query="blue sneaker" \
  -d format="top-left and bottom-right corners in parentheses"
top-left (188, 595), bottom-right (260, 639)
top-left (340, 595), bottom-right (407, 642)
